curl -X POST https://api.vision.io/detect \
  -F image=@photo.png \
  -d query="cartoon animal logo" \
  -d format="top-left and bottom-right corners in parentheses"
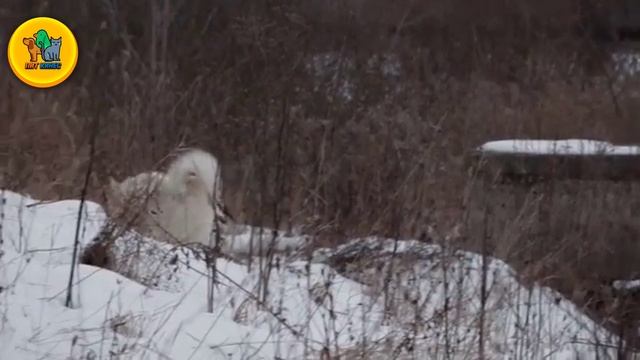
top-left (22, 29), bottom-right (62, 62)
top-left (8, 16), bottom-right (78, 88)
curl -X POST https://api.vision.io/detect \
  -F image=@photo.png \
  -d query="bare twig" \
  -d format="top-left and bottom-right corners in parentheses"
top-left (65, 117), bottom-right (99, 308)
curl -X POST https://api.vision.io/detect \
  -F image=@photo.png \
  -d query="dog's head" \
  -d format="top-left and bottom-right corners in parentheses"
top-left (104, 174), bottom-right (167, 234)
top-left (22, 37), bottom-right (35, 48)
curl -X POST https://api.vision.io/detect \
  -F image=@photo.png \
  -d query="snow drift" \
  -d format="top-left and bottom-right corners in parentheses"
top-left (0, 190), bottom-right (627, 359)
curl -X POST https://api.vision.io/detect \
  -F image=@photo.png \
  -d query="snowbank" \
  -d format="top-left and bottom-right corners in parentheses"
top-left (222, 224), bottom-right (310, 256)
top-left (479, 139), bottom-right (640, 156)
top-left (0, 190), bottom-right (628, 359)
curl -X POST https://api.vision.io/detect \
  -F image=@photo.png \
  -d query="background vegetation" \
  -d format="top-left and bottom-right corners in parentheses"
top-left (3, 0), bottom-right (640, 350)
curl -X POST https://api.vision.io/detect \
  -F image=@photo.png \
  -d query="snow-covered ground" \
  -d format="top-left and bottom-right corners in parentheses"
top-left (479, 139), bottom-right (640, 156)
top-left (0, 190), bottom-right (630, 359)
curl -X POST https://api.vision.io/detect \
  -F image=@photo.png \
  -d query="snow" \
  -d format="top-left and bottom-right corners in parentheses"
top-left (479, 139), bottom-right (640, 156)
top-left (222, 224), bottom-right (310, 256)
top-left (613, 279), bottom-right (640, 292)
top-left (0, 190), bottom-right (630, 359)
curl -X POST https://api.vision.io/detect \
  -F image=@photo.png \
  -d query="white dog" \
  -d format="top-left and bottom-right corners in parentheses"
top-left (106, 149), bottom-right (228, 247)
top-left (105, 148), bottom-right (308, 257)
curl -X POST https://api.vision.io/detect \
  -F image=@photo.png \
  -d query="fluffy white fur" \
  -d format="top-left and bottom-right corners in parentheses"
top-left (108, 171), bottom-right (165, 206)
top-left (106, 149), bottom-right (224, 247)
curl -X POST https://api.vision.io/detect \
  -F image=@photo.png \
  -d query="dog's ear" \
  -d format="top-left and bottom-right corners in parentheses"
top-left (108, 177), bottom-right (121, 194)
top-left (105, 177), bottom-right (123, 212)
